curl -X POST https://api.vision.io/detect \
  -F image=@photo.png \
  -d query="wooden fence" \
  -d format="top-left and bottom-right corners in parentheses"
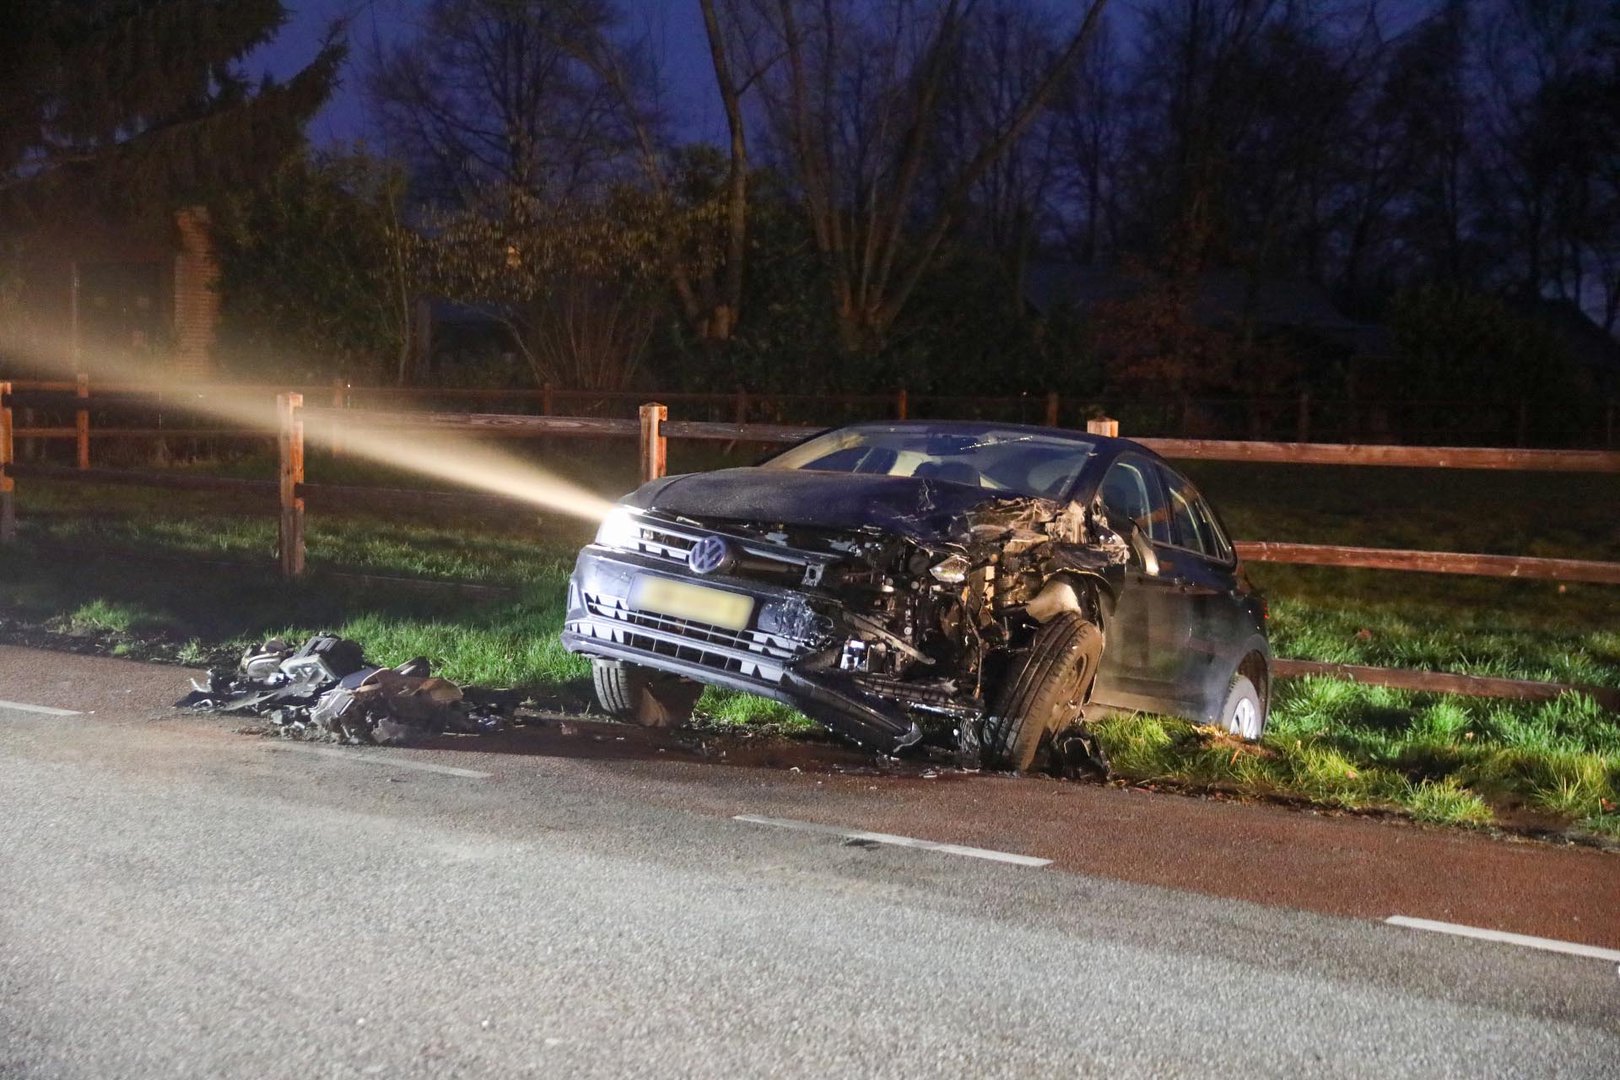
top-left (7, 376), bottom-right (1618, 457)
top-left (2, 383), bottom-right (1618, 709)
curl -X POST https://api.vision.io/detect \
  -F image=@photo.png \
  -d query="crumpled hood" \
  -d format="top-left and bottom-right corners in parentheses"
top-left (624, 468), bottom-right (1053, 543)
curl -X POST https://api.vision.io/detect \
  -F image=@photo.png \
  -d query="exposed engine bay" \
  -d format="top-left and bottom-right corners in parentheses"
top-left (720, 496), bottom-right (1122, 723)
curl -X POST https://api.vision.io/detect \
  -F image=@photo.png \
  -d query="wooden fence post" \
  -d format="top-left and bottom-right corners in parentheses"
top-left (640, 402), bottom-right (667, 483)
top-left (76, 374), bottom-right (90, 469)
top-left (1044, 391), bottom-right (1060, 428)
top-left (541, 382), bottom-right (555, 416)
top-left (725, 389), bottom-right (748, 455)
top-left (0, 382), bottom-right (15, 543)
top-left (277, 392), bottom-right (305, 579)
top-left (1086, 417), bottom-right (1120, 438)
top-left (1296, 389), bottom-right (1311, 444)
top-left (896, 387), bottom-right (909, 420)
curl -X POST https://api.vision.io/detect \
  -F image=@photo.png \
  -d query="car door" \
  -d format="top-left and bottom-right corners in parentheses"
top-left (1156, 466), bottom-right (1241, 714)
top-left (1090, 454), bottom-right (1184, 709)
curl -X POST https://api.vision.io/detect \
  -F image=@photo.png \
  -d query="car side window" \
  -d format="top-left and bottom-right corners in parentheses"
top-left (1159, 467), bottom-right (1232, 563)
top-left (1190, 491), bottom-right (1234, 563)
top-left (1166, 482), bottom-right (1206, 553)
top-left (1099, 458), bottom-right (1171, 544)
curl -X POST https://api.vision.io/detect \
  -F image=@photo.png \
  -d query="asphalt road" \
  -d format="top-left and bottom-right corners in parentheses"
top-left (1, 646), bottom-right (1617, 1078)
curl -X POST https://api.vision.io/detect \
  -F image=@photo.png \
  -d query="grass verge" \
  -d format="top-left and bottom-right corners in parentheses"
top-left (1094, 680), bottom-right (1617, 836)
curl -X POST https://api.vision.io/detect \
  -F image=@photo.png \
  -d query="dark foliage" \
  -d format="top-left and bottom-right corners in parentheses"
top-left (0, 0), bottom-right (343, 222)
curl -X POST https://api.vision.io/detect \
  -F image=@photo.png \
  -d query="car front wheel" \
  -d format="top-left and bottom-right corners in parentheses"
top-left (983, 613), bottom-right (1105, 771)
top-left (592, 660), bottom-right (702, 728)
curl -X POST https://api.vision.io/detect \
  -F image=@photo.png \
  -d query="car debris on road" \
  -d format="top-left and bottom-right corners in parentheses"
top-left (176, 634), bottom-right (510, 744)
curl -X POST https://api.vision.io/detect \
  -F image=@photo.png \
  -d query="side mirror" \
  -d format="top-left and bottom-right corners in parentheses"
top-left (1127, 516), bottom-right (1160, 576)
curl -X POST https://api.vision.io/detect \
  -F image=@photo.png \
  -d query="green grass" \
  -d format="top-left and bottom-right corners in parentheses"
top-left (1404, 778), bottom-right (1496, 827)
top-left (2, 445), bottom-right (1616, 838)
top-left (1091, 687), bottom-right (1611, 830)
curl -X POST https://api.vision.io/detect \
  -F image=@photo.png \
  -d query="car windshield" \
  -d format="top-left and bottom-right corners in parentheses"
top-left (764, 426), bottom-right (1096, 501)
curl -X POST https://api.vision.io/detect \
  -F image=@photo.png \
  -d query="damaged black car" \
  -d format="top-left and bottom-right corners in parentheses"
top-left (563, 422), bottom-right (1270, 770)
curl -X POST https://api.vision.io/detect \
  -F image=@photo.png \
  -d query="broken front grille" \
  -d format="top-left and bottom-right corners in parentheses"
top-left (582, 594), bottom-right (800, 682)
top-left (619, 518), bottom-right (833, 587)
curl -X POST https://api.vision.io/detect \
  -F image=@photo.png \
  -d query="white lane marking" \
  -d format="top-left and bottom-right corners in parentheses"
top-left (734, 814), bottom-right (1051, 868)
top-left (1387, 915), bottom-right (1620, 964)
top-left (266, 744), bottom-right (492, 780)
top-left (0, 699), bottom-right (83, 717)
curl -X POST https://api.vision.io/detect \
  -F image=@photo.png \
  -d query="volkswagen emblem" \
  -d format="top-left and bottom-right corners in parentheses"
top-left (688, 535), bottom-right (736, 576)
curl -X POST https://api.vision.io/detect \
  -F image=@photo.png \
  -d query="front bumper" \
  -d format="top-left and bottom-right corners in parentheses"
top-left (562, 545), bottom-right (923, 751)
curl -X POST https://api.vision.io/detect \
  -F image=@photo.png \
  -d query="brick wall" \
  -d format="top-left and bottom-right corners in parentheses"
top-left (7, 208), bottom-right (221, 378)
top-left (171, 207), bottom-right (218, 376)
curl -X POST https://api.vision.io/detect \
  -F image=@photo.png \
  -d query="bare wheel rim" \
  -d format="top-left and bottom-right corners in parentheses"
top-left (1230, 694), bottom-right (1260, 739)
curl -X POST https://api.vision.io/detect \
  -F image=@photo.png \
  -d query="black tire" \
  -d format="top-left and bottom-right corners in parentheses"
top-left (984, 614), bottom-right (1105, 771)
top-left (592, 660), bottom-right (703, 728)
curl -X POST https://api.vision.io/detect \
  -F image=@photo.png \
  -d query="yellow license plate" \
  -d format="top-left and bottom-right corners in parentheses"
top-left (630, 576), bottom-right (754, 631)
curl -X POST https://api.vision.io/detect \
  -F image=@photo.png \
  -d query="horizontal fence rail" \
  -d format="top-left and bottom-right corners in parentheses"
top-left (303, 408), bottom-right (641, 439)
top-left (1271, 660), bottom-right (1620, 711)
top-left (2, 386), bottom-right (1616, 710)
top-left (1233, 542), bottom-right (1620, 586)
top-left (14, 427), bottom-right (270, 440)
top-left (7, 462), bottom-right (279, 496)
top-left (1135, 438), bottom-right (1620, 473)
top-left (3, 463), bottom-right (542, 516)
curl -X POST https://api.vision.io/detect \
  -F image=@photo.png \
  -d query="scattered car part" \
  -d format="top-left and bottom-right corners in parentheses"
top-left (177, 634), bottom-right (507, 743)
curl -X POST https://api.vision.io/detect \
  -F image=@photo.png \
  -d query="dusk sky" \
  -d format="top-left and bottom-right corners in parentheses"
top-left (256, 1), bottom-right (1440, 153)
top-left (256, 0), bottom-right (728, 148)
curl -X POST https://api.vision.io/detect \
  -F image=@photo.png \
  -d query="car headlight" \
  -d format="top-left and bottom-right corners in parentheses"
top-left (929, 553), bottom-right (970, 584)
top-left (594, 507), bottom-right (643, 551)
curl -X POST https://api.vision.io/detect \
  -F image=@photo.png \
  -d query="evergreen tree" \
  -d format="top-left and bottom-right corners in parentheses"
top-left (0, 1), bottom-right (343, 221)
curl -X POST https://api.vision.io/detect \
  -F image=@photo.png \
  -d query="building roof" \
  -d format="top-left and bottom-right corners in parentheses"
top-left (1508, 295), bottom-right (1620, 377)
top-left (1022, 260), bottom-right (1393, 357)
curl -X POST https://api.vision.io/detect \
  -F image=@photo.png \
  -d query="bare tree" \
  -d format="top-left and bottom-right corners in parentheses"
top-left (1116, 0), bottom-right (1377, 279)
top-left (551, 0), bottom-right (762, 350)
top-left (928, 0), bottom-right (1082, 307)
top-left (368, 0), bottom-right (633, 202)
top-left (371, 0), bottom-right (698, 389)
top-left (1051, 19), bottom-right (1124, 265)
top-left (746, 0), bottom-right (1109, 355)
top-left (1477, 0), bottom-right (1620, 317)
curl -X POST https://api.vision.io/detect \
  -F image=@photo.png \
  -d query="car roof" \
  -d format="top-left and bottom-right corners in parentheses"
top-left (832, 419), bottom-right (1165, 463)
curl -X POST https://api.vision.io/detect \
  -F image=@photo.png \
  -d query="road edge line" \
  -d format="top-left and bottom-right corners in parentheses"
top-left (0, 699), bottom-right (83, 717)
top-left (1386, 915), bottom-right (1620, 963)
top-left (734, 814), bottom-right (1051, 868)
top-left (265, 743), bottom-right (493, 779)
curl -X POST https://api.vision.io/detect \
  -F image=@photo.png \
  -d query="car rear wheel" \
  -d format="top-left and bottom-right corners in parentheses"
top-left (1219, 673), bottom-right (1265, 740)
top-left (984, 614), bottom-right (1104, 771)
top-left (592, 660), bottom-right (702, 728)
